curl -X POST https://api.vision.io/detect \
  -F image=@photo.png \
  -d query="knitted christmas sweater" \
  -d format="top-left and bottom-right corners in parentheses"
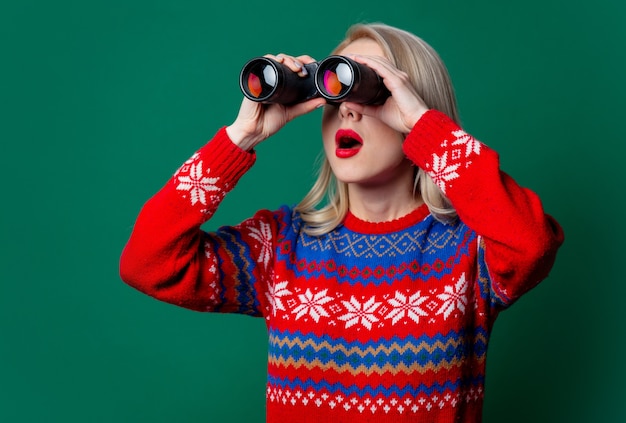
top-left (120, 110), bottom-right (564, 422)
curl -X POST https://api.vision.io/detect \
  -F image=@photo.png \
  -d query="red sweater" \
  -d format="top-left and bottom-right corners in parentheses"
top-left (120, 110), bottom-right (564, 422)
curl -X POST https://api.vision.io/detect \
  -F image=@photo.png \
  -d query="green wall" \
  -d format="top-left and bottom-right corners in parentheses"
top-left (2, 0), bottom-right (624, 421)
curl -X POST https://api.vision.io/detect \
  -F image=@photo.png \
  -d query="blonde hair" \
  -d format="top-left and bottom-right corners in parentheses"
top-left (295, 23), bottom-right (460, 236)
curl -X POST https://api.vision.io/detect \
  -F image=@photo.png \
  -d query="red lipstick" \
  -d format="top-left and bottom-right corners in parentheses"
top-left (335, 129), bottom-right (363, 158)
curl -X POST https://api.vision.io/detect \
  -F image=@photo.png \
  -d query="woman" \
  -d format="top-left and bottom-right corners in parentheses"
top-left (120, 22), bottom-right (564, 422)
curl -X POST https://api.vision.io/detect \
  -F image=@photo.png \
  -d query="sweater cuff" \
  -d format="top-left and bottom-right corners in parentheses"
top-left (170, 127), bottom-right (256, 212)
top-left (402, 109), bottom-right (462, 170)
top-left (196, 126), bottom-right (257, 187)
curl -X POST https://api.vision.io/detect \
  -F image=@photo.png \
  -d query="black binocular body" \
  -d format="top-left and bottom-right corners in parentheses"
top-left (239, 55), bottom-right (391, 105)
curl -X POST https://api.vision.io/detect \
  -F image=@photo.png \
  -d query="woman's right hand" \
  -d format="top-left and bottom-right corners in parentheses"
top-left (226, 54), bottom-right (326, 151)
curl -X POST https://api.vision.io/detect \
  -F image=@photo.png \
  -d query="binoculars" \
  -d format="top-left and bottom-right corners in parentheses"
top-left (239, 55), bottom-right (391, 105)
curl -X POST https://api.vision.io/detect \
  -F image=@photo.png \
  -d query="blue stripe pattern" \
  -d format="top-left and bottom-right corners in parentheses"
top-left (213, 226), bottom-right (261, 315)
top-left (269, 328), bottom-right (488, 369)
top-left (278, 207), bottom-right (476, 286)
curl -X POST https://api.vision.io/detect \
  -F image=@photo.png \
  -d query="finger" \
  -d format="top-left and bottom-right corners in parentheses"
top-left (273, 53), bottom-right (309, 76)
top-left (294, 55), bottom-right (317, 76)
top-left (346, 54), bottom-right (398, 80)
top-left (346, 53), bottom-right (389, 68)
top-left (295, 54), bottom-right (316, 64)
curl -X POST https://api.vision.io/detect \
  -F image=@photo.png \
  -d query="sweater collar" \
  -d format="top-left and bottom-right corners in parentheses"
top-left (342, 203), bottom-right (430, 234)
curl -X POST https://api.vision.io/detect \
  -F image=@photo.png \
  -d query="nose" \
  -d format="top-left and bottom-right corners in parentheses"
top-left (338, 102), bottom-right (362, 121)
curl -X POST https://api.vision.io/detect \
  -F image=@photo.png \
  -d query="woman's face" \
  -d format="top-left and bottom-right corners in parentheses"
top-left (321, 39), bottom-right (413, 190)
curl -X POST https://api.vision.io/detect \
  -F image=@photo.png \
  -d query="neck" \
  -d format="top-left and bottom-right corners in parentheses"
top-left (347, 183), bottom-right (423, 223)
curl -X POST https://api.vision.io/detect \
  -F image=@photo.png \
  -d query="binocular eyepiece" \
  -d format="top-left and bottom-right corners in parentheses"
top-left (239, 55), bottom-right (390, 105)
top-left (239, 57), bottom-right (319, 105)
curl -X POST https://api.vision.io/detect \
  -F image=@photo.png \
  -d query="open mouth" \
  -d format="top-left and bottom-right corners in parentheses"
top-left (335, 129), bottom-right (363, 158)
top-left (338, 137), bottom-right (361, 149)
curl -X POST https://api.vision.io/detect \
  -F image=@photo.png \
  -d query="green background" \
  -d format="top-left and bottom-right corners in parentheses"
top-left (2, 0), bottom-right (624, 421)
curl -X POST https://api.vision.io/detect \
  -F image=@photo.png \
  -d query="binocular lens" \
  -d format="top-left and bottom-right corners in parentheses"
top-left (316, 56), bottom-right (390, 104)
top-left (247, 73), bottom-right (262, 98)
top-left (244, 61), bottom-right (278, 99)
top-left (322, 63), bottom-right (353, 97)
top-left (240, 57), bottom-right (318, 104)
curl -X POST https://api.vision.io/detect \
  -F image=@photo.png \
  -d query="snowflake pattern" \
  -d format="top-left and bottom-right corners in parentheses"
top-left (292, 289), bottom-right (334, 323)
top-left (266, 280), bottom-right (292, 317)
top-left (436, 273), bottom-right (468, 320)
top-left (429, 152), bottom-right (460, 194)
top-left (265, 273), bottom-right (473, 327)
top-left (248, 221), bottom-right (273, 268)
top-left (338, 296), bottom-right (382, 330)
top-left (451, 130), bottom-right (481, 158)
top-left (176, 159), bottom-right (220, 206)
top-left (385, 291), bottom-right (429, 325)
top-left (425, 129), bottom-right (482, 193)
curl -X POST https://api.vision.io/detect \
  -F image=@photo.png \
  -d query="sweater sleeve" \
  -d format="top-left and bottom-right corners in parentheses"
top-left (119, 127), bottom-right (278, 315)
top-left (403, 110), bottom-right (564, 308)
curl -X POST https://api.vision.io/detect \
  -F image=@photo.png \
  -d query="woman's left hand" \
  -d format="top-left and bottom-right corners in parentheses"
top-left (341, 54), bottom-right (430, 134)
